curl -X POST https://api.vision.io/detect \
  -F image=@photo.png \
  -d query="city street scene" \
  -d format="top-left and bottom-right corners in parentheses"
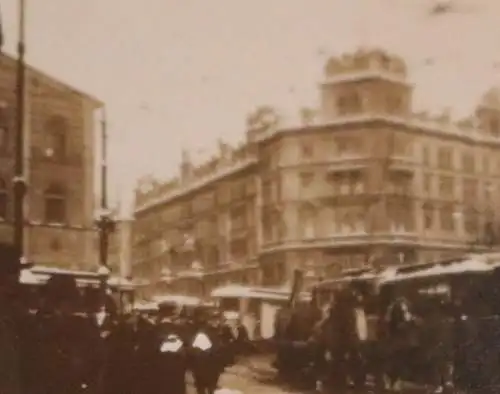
top-left (1, 0), bottom-right (500, 393)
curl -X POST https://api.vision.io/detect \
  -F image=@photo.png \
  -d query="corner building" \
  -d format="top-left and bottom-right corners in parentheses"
top-left (0, 54), bottom-right (101, 269)
top-left (133, 48), bottom-right (500, 294)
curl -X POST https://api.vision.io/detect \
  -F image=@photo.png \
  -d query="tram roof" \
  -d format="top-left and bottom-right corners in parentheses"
top-left (152, 294), bottom-right (204, 306)
top-left (211, 284), bottom-right (310, 301)
top-left (379, 256), bottom-right (493, 284)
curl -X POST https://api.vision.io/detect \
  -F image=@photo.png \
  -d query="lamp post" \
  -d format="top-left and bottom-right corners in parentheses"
top-left (96, 264), bottom-right (110, 320)
top-left (95, 107), bottom-right (115, 310)
top-left (13, 0), bottom-right (27, 269)
top-left (95, 108), bottom-right (115, 268)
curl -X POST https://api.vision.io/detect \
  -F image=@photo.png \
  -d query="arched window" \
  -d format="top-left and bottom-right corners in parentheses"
top-left (45, 116), bottom-right (68, 159)
top-left (44, 183), bottom-right (66, 223)
top-left (0, 178), bottom-right (7, 220)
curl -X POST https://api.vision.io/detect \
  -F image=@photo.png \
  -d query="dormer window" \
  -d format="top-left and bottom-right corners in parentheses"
top-left (490, 118), bottom-right (500, 137)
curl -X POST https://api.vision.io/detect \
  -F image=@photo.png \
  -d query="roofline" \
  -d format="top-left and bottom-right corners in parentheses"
top-left (0, 52), bottom-right (103, 108)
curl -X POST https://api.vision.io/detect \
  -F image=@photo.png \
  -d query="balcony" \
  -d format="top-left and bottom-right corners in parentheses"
top-left (326, 157), bottom-right (370, 174)
top-left (387, 157), bottom-right (416, 174)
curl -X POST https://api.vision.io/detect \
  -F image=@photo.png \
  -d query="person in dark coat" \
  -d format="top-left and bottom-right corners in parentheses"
top-left (36, 275), bottom-right (101, 394)
top-left (0, 250), bottom-right (30, 394)
top-left (135, 313), bottom-right (160, 394)
top-left (101, 314), bottom-right (140, 394)
top-left (188, 307), bottom-right (224, 394)
top-left (155, 303), bottom-right (188, 394)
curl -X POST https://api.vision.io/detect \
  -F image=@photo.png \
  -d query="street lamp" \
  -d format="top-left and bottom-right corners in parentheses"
top-left (95, 207), bottom-right (116, 268)
top-left (13, 0), bottom-right (27, 270)
top-left (96, 264), bottom-right (111, 319)
top-left (95, 107), bottom-right (115, 271)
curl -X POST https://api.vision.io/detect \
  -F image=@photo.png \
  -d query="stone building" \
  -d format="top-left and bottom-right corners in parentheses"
top-left (0, 54), bottom-right (102, 270)
top-left (132, 48), bottom-right (500, 295)
top-left (108, 215), bottom-right (134, 278)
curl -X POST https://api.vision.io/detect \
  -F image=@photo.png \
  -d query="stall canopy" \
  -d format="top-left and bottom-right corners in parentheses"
top-left (211, 284), bottom-right (310, 301)
top-left (19, 265), bottom-right (135, 290)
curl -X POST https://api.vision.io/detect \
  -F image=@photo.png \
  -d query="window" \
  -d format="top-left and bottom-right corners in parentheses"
top-left (483, 157), bottom-right (490, 175)
top-left (423, 203), bottom-right (434, 230)
top-left (387, 95), bottom-right (403, 114)
top-left (44, 183), bottom-right (66, 223)
top-left (336, 136), bottom-right (360, 156)
top-left (462, 152), bottom-right (475, 173)
top-left (393, 134), bottom-right (413, 157)
top-left (0, 178), bottom-right (6, 220)
top-left (463, 179), bottom-right (478, 203)
top-left (423, 174), bottom-right (432, 195)
top-left (490, 118), bottom-right (500, 137)
top-left (438, 176), bottom-right (455, 198)
top-left (230, 205), bottom-right (247, 231)
top-left (337, 93), bottom-right (362, 115)
top-left (464, 208), bottom-right (478, 235)
top-left (485, 182), bottom-right (495, 203)
top-left (300, 172), bottom-right (314, 187)
top-left (440, 204), bottom-right (455, 232)
top-left (45, 116), bottom-right (68, 159)
top-left (337, 97), bottom-right (348, 115)
top-left (422, 145), bottom-right (431, 166)
top-left (300, 206), bottom-right (316, 239)
top-left (301, 141), bottom-right (314, 158)
top-left (438, 147), bottom-right (453, 170)
top-left (351, 172), bottom-right (364, 194)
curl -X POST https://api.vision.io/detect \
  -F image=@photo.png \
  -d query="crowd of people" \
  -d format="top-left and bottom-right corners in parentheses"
top-left (274, 271), bottom-right (500, 394)
top-left (0, 258), bottom-right (250, 394)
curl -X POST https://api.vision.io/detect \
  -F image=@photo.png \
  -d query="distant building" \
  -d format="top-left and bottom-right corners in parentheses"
top-left (108, 215), bottom-right (134, 278)
top-left (0, 54), bottom-right (102, 270)
top-left (132, 48), bottom-right (500, 295)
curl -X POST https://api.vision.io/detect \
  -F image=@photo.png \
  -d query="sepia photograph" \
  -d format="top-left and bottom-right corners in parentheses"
top-left (0, 0), bottom-right (499, 393)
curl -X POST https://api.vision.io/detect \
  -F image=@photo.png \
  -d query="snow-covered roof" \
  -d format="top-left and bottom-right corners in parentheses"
top-left (152, 294), bottom-right (202, 306)
top-left (380, 257), bottom-right (492, 285)
top-left (133, 301), bottom-right (159, 311)
top-left (315, 271), bottom-right (379, 289)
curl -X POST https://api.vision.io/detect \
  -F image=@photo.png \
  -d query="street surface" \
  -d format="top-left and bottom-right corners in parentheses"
top-left (187, 354), bottom-right (307, 394)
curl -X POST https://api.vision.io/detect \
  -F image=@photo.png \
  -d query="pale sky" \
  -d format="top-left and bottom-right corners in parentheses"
top-left (1, 0), bottom-right (500, 208)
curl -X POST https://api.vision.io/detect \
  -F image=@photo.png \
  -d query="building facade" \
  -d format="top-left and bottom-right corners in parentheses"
top-left (108, 215), bottom-right (134, 278)
top-left (132, 48), bottom-right (500, 295)
top-left (0, 54), bottom-right (102, 270)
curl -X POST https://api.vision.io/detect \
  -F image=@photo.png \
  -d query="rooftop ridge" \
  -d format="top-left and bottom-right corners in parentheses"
top-left (324, 47), bottom-right (407, 79)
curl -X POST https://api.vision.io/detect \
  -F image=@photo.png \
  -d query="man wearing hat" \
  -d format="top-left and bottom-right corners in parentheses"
top-left (36, 274), bottom-right (102, 394)
top-left (0, 244), bottom-right (32, 394)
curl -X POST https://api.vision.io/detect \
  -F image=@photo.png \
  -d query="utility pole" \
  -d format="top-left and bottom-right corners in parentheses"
top-left (13, 0), bottom-right (27, 268)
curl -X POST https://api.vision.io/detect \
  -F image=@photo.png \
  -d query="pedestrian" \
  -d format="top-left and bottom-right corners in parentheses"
top-left (0, 247), bottom-right (31, 394)
top-left (156, 303), bottom-right (188, 394)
